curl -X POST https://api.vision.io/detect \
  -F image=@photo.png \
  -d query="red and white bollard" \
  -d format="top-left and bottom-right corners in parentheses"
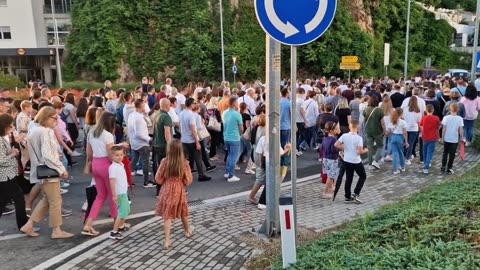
top-left (279, 196), bottom-right (296, 268)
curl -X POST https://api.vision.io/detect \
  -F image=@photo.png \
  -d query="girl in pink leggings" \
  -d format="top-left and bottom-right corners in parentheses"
top-left (82, 112), bottom-right (128, 236)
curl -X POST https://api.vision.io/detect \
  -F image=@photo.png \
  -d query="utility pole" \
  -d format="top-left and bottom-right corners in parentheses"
top-left (260, 35), bottom-right (281, 237)
top-left (404, 0), bottom-right (411, 79)
top-left (219, 0), bottom-right (226, 83)
top-left (51, 0), bottom-right (63, 87)
top-left (471, 0), bottom-right (480, 82)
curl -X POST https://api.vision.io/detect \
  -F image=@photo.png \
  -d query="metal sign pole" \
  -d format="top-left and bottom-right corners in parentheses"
top-left (290, 46), bottom-right (297, 237)
top-left (263, 35), bottom-right (282, 237)
top-left (471, 0), bottom-right (480, 82)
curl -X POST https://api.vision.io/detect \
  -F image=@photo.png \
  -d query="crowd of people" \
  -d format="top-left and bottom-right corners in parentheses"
top-left (0, 73), bottom-right (479, 247)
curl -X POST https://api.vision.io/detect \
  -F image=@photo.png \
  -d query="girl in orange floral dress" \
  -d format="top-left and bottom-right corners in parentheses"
top-left (155, 139), bottom-right (193, 250)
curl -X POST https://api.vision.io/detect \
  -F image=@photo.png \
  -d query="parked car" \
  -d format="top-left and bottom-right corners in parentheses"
top-left (418, 68), bottom-right (441, 78)
top-left (446, 69), bottom-right (470, 79)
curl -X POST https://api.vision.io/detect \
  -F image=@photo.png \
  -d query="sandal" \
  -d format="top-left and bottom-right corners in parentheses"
top-left (119, 223), bottom-right (131, 232)
top-left (184, 225), bottom-right (195, 239)
top-left (163, 240), bottom-right (171, 250)
top-left (247, 198), bottom-right (258, 205)
top-left (81, 227), bottom-right (100, 236)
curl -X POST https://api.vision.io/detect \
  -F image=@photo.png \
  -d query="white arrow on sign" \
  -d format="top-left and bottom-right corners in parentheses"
top-left (265, 0), bottom-right (300, 38)
top-left (305, 0), bottom-right (328, 33)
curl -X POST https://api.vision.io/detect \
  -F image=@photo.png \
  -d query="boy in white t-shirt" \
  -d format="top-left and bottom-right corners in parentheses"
top-left (441, 103), bottom-right (464, 175)
top-left (109, 146), bottom-right (131, 240)
top-left (335, 120), bottom-right (368, 204)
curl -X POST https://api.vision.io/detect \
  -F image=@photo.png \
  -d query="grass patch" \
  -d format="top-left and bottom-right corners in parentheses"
top-left (270, 165), bottom-right (480, 269)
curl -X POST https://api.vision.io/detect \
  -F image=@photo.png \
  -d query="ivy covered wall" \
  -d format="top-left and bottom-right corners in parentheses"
top-left (65, 0), bottom-right (462, 83)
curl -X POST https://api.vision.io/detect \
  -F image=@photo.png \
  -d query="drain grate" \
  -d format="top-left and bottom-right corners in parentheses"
top-left (188, 200), bottom-right (205, 207)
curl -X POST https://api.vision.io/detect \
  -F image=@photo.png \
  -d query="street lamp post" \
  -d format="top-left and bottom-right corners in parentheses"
top-left (404, 0), bottom-right (411, 80)
top-left (232, 55), bottom-right (237, 83)
top-left (50, 0), bottom-right (63, 88)
top-left (219, 0), bottom-right (226, 83)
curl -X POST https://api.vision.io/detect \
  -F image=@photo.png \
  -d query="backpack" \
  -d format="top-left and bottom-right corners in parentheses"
top-left (116, 103), bottom-right (125, 126)
top-left (60, 110), bottom-right (70, 123)
top-left (250, 124), bottom-right (258, 145)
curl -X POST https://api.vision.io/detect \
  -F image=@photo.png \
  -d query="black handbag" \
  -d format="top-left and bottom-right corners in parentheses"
top-left (30, 142), bottom-right (60, 180)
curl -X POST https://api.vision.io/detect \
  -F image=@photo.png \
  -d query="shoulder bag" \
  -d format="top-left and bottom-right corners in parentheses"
top-left (30, 140), bottom-right (60, 180)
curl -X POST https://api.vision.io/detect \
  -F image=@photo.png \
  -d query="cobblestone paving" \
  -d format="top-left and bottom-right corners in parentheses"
top-left (56, 144), bottom-right (480, 270)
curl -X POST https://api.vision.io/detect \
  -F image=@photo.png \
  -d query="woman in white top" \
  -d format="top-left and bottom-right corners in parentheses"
top-left (122, 92), bottom-right (135, 127)
top-left (403, 96), bottom-right (422, 164)
top-left (380, 95), bottom-right (394, 161)
top-left (83, 112), bottom-right (128, 236)
top-left (387, 108), bottom-right (408, 174)
top-left (21, 107), bottom-right (73, 239)
top-left (302, 91), bottom-right (320, 149)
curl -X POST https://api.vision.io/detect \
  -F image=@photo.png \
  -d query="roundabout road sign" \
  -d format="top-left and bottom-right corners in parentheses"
top-left (255, 0), bottom-right (337, 46)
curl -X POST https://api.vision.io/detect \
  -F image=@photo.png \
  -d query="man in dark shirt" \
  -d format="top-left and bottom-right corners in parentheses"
top-left (141, 77), bottom-right (150, 93)
top-left (318, 102), bottom-right (339, 130)
top-left (390, 85), bottom-right (405, 108)
top-left (152, 98), bottom-right (173, 195)
top-left (366, 86), bottom-right (382, 105)
top-left (341, 83), bottom-right (354, 103)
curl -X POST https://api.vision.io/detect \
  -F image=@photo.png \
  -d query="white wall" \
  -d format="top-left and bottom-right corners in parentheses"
top-left (0, 0), bottom-right (38, 48)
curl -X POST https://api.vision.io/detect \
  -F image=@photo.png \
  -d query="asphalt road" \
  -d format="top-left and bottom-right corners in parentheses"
top-left (0, 149), bottom-right (321, 270)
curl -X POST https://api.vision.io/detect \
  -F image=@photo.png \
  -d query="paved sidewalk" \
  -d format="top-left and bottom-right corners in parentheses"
top-left (48, 144), bottom-right (480, 270)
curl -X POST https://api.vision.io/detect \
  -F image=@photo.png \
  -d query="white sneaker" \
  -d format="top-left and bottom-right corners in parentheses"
top-left (372, 161), bottom-right (381, 169)
top-left (405, 160), bottom-right (411, 165)
top-left (384, 155), bottom-right (392, 162)
top-left (257, 204), bottom-right (266, 209)
top-left (227, 176), bottom-right (240, 182)
top-left (393, 170), bottom-right (401, 175)
top-left (235, 165), bottom-right (240, 170)
top-left (135, 170), bottom-right (144, 176)
top-left (401, 167), bottom-right (406, 172)
top-left (245, 169), bottom-right (255, 175)
top-left (423, 169), bottom-right (429, 174)
top-left (224, 173), bottom-right (229, 178)
top-left (60, 189), bottom-right (68, 195)
top-left (466, 141), bottom-right (471, 147)
top-left (296, 151), bottom-right (303, 156)
top-left (71, 150), bottom-right (82, 157)
top-left (368, 165), bottom-right (375, 170)
top-left (81, 201), bottom-right (88, 211)
top-left (312, 146), bottom-right (319, 150)
top-left (251, 164), bottom-right (256, 170)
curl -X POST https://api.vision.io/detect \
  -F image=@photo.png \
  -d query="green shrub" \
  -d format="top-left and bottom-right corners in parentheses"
top-left (274, 165), bottom-right (480, 269)
top-left (62, 81), bottom-right (141, 91)
top-left (0, 73), bottom-right (25, 90)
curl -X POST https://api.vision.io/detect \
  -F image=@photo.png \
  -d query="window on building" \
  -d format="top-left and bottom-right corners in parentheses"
top-left (0, 27), bottom-right (11, 39)
top-left (0, 0), bottom-right (7, 7)
top-left (44, 0), bottom-right (72, 14)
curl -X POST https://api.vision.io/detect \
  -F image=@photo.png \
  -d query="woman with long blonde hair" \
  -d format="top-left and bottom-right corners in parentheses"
top-left (380, 95), bottom-right (394, 161)
top-left (155, 139), bottom-right (193, 250)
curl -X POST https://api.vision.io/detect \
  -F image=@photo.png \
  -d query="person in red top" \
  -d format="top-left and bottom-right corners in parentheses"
top-left (155, 85), bottom-right (168, 103)
top-left (419, 104), bottom-right (441, 174)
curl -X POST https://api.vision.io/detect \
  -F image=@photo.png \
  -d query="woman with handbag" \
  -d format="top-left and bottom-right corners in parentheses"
top-left (206, 97), bottom-right (222, 161)
top-left (20, 107), bottom-right (73, 239)
top-left (192, 103), bottom-right (215, 172)
top-left (239, 103), bottom-right (255, 175)
top-left (83, 112), bottom-right (128, 236)
top-left (0, 114), bottom-right (29, 235)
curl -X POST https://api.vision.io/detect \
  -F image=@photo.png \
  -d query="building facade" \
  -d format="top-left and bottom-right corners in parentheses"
top-left (0, 0), bottom-right (71, 84)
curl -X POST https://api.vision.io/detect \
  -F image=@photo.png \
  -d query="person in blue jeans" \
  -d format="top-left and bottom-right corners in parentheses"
top-left (279, 88), bottom-right (291, 161)
top-left (222, 97), bottom-right (244, 183)
top-left (420, 105), bottom-right (440, 174)
top-left (402, 96), bottom-right (422, 165)
top-left (387, 108), bottom-right (408, 175)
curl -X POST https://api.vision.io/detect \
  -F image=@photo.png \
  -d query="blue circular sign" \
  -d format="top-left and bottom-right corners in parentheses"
top-left (255, 0), bottom-right (337, 46)
top-left (232, 65), bottom-right (238, 74)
